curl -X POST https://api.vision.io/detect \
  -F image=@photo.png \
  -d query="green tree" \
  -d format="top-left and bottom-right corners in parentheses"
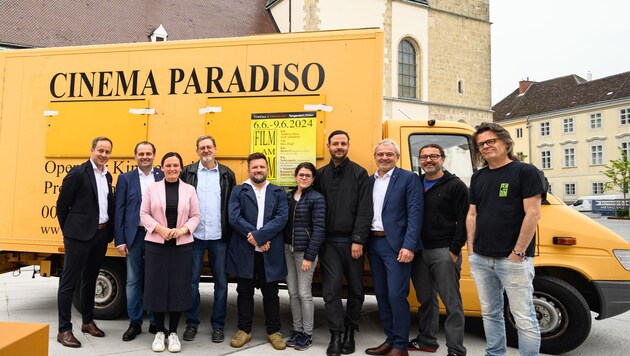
top-left (601, 147), bottom-right (630, 200)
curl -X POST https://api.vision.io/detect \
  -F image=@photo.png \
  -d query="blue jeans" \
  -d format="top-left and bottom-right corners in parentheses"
top-left (186, 238), bottom-right (228, 330)
top-left (126, 227), bottom-right (154, 325)
top-left (468, 254), bottom-right (540, 356)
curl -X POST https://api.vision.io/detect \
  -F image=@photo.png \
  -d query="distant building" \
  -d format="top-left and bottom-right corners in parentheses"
top-left (1, 0), bottom-right (492, 125)
top-left (493, 72), bottom-right (630, 202)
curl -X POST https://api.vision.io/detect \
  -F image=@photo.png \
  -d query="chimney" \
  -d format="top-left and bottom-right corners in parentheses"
top-left (519, 77), bottom-right (535, 94)
top-left (587, 71), bottom-right (592, 81)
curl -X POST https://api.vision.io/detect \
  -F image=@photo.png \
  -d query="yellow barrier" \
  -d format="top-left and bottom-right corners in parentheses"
top-left (0, 322), bottom-right (48, 356)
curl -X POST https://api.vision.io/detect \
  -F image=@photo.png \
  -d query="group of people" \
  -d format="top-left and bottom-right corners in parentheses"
top-left (55, 122), bottom-right (545, 356)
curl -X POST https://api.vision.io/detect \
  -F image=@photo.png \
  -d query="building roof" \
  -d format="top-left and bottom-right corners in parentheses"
top-left (0, 0), bottom-right (277, 48)
top-left (265, 0), bottom-right (428, 9)
top-left (493, 71), bottom-right (630, 122)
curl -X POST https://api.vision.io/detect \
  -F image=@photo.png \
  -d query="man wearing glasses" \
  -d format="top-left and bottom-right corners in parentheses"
top-left (181, 135), bottom-right (236, 343)
top-left (409, 144), bottom-right (468, 356)
top-left (466, 123), bottom-right (544, 355)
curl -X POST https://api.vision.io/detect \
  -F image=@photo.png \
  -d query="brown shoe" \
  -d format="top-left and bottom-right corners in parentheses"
top-left (365, 341), bottom-right (392, 355)
top-left (81, 321), bottom-right (105, 337)
top-left (57, 330), bottom-right (81, 348)
top-left (384, 347), bottom-right (409, 356)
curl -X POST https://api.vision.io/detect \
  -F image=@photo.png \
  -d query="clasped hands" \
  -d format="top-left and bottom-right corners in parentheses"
top-left (157, 225), bottom-right (186, 241)
top-left (247, 232), bottom-right (270, 251)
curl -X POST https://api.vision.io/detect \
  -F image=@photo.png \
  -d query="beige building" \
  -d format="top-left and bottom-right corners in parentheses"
top-left (1, 0), bottom-right (492, 126)
top-left (266, 0), bottom-right (492, 125)
top-left (493, 72), bottom-right (630, 202)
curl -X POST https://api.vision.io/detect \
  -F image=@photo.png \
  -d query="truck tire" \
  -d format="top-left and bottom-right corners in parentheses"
top-left (504, 275), bottom-right (591, 355)
top-left (72, 259), bottom-right (126, 320)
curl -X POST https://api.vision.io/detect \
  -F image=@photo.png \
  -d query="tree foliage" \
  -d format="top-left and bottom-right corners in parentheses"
top-left (601, 147), bottom-right (630, 200)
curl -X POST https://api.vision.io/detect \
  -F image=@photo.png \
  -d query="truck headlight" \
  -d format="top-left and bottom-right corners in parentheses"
top-left (613, 250), bottom-right (630, 271)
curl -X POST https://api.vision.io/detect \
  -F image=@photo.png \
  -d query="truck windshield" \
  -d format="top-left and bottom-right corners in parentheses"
top-left (409, 134), bottom-right (474, 187)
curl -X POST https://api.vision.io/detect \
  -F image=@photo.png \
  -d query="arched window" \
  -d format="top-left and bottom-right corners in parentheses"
top-left (398, 39), bottom-right (417, 99)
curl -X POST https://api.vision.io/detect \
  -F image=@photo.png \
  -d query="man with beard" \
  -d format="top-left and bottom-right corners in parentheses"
top-left (314, 130), bottom-right (373, 356)
top-left (115, 141), bottom-right (164, 341)
top-left (181, 135), bottom-right (235, 343)
top-left (409, 144), bottom-right (467, 356)
top-left (227, 152), bottom-right (289, 350)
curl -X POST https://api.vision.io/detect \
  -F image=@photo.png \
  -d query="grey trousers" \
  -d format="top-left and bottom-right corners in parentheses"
top-left (411, 247), bottom-right (467, 356)
top-left (285, 244), bottom-right (318, 335)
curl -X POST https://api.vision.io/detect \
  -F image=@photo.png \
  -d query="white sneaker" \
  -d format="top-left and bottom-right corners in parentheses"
top-left (167, 332), bottom-right (181, 353)
top-left (152, 331), bottom-right (166, 352)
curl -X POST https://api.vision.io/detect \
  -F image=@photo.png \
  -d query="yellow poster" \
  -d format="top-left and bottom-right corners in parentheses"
top-left (251, 112), bottom-right (317, 186)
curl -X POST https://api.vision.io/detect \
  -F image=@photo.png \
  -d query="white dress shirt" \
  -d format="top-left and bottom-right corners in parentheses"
top-left (90, 159), bottom-right (110, 224)
top-left (371, 167), bottom-right (394, 232)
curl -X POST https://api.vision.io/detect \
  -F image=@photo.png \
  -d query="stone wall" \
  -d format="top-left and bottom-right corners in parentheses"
top-left (427, 0), bottom-right (492, 125)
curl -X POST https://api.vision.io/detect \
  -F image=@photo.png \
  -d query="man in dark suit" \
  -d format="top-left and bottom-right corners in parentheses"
top-left (365, 139), bottom-right (423, 356)
top-left (114, 141), bottom-right (164, 341)
top-left (226, 152), bottom-right (288, 350)
top-left (56, 136), bottom-right (115, 348)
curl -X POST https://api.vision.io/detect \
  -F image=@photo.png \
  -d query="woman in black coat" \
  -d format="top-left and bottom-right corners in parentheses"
top-left (283, 162), bottom-right (326, 351)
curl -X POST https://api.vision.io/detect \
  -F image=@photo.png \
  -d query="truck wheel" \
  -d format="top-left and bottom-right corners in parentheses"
top-left (504, 275), bottom-right (591, 355)
top-left (72, 259), bottom-right (126, 320)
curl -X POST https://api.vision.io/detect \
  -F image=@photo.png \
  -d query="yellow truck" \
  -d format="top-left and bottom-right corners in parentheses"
top-left (0, 29), bottom-right (628, 354)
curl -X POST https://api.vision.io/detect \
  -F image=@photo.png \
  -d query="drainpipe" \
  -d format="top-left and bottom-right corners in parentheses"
top-left (525, 116), bottom-right (532, 164)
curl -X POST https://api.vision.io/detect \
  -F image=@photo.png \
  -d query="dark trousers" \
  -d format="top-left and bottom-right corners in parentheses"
top-left (58, 228), bottom-right (109, 332)
top-left (320, 240), bottom-right (365, 331)
top-left (411, 248), bottom-right (466, 355)
top-left (236, 252), bottom-right (280, 334)
top-left (368, 236), bottom-right (412, 350)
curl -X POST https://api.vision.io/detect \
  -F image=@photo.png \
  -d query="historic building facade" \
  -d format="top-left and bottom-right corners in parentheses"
top-left (266, 0), bottom-right (492, 125)
top-left (1, 0), bottom-right (492, 125)
top-left (494, 72), bottom-right (630, 202)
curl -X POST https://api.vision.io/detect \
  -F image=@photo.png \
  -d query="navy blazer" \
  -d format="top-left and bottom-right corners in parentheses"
top-left (56, 159), bottom-right (115, 242)
top-left (370, 167), bottom-right (423, 252)
top-left (114, 167), bottom-right (164, 247)
top-left (227, 182), bottom-right (288, 282)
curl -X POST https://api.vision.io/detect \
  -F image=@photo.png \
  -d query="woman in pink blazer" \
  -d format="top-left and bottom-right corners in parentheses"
top-left (140, 152), bottom-right (200, 353)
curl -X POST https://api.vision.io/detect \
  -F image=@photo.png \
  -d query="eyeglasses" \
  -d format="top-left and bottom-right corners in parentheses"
top-left (419, 154), bottom-right (442, 161)
top-left (198, 146), bottom-right (214, 152)
top-left (476, 138), bottom-right (497, 148)
top-left (297, 173), bottom-right (313, 179)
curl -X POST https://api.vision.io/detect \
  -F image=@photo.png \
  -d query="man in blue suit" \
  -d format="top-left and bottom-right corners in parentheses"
top-left (227, 152), bottom-right (289, 350)
top-left (365, 139), bottom-right (423, 356)
top-left (114, 141), bottom-right (164, 341)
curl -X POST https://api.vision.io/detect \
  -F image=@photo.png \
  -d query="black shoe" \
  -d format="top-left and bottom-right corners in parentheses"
top-left (341, 325), bottom-right (355, 354)
top-left (212, 328), bottom-right (225, 343)
top-left (149, 324), bottom-right (158, 334)
top-left (122, 322), bottom-right (142, 341)
top-left (183, 325), bottom-right (197, 341)
top-left (326, 330), bottom-right (342, 356)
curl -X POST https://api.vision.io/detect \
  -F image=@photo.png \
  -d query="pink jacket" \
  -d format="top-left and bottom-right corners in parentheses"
top-left (140, 179), bottom-right (200, 245)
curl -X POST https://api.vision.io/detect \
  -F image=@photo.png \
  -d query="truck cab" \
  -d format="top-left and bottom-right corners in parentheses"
top-left (385, 119), bottom-right (630, 354)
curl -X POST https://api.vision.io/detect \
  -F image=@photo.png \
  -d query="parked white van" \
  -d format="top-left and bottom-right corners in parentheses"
top-left (570, 194), bottom-right (625, 212)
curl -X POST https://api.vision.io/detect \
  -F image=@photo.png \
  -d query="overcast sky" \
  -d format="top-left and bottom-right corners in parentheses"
top-left (490, 0), bottom-right (630, 105)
